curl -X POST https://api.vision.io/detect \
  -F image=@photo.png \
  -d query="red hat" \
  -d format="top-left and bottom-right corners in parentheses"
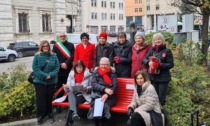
top-left (99, 32), bottom-right (107, 39)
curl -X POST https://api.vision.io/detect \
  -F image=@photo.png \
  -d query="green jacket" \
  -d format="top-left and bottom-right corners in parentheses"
top-left (32, 52), bottom-right (60, 85)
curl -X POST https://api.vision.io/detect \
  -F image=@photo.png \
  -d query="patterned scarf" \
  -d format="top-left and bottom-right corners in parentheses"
top-left (98, 67), bottom-right (112, 85)
top-left (74, 71), bottom-right (84, 84)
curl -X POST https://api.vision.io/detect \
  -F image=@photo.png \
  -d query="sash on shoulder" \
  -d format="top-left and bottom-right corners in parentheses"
top-left (55, 35), bottom-right (71, 59)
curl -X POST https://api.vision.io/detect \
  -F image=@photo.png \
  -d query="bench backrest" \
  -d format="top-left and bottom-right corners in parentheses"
top-left (116, 78), bottom-right (134, 105)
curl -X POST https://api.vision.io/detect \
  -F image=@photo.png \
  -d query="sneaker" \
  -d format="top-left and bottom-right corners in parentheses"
top-left (72, 113), bottom-right (79, 121)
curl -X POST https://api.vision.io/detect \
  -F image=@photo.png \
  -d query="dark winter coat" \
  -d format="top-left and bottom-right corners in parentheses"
top-left (52, 41), bottom-right (75, 77)
top-left (113, 40), bottom-right (132, 78)
top-left (94, 42), bottom-right (114, 67)
top-left (91, 67), bottom-right (118, 106)
top-left (143, 45), bottom-right (174, 82)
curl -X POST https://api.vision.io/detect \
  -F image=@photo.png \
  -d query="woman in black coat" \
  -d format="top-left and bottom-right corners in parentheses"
top-left (113, 32), bottom-right (132, 78)
top-left (88, 57), bottom-right (118, 126)
top-left (143, 33), bottom-right (174, 106)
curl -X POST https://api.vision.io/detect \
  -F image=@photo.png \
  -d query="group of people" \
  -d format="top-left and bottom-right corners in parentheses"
top-left (31, 31), bottom-right (174, 126)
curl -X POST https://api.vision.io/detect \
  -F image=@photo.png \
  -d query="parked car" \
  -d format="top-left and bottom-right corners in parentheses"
top-left (8, 41), bottom-right (39, 58)
top-left (0, 46), bottom-right (17, 62)
top-left (108, 32), bottom-right (117, 37)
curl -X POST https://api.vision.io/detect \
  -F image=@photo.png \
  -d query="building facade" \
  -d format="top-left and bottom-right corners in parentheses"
top-left (125, 0), bottom-right (179, 31)
top-left (81, 0), bottom-right (126, 34)
top-left (125, 0), bottom-right (145, 30)
top-left (0, 0), bottom-right (82, 46)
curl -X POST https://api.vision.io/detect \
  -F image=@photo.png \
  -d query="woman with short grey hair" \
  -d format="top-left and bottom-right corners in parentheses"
top-left (88, 57), bottom-right (118, 126)
top-left (143, 33), bottom-right (174, 106)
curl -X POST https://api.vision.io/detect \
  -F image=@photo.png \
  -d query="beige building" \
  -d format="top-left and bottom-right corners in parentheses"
top-left (0, 0), bottom-right (81, 46)
top-left (144, 0), bottom-right (179, 31)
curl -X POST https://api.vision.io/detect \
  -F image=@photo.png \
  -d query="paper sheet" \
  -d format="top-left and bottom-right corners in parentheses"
top-left (54, 95), bottom-right (67, 103)
top-left (93, 98), bottom-right (104, 117)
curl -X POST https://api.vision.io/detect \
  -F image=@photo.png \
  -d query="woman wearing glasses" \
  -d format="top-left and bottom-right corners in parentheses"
top-left (32, 40), bottom-right (60, 124)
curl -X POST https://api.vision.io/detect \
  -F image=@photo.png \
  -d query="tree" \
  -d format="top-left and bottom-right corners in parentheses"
top-left (171, 0), bottom-right (210, 65)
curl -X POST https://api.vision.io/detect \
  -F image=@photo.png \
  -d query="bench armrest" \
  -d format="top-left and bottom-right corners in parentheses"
top-left (53, 86), bottom-right (64, 99)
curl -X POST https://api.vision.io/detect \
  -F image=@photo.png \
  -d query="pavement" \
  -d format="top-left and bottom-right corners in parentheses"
top-left (0, 107), bottom-right (128, 126)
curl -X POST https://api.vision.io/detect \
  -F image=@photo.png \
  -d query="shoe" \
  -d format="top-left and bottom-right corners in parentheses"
top-left (72, 113), bottom-right (79, 121)
top-left (64, 122), bottom-right (73, 126)
top-left (37, 117), bottom-right (44, 124)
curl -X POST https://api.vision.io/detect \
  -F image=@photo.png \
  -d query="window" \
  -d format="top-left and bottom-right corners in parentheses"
top-left (135, 0), bottom-right (142, 4)
top-left (110, 2), bottom-right (115, 9)
top-left (101, 1), bottom-right (106, 8)
top-left (91, 0), bottom-right (97, 7)
top-left (91, 12), bottom-right (97, 19)
top-left (119, 3), bottom-right (123, 10)
top-left (42, 14), bottom-right (51, 32)
top-left (139, 8), bottom-right (142, 12)
top-left (147, 5), bottom-right (150, 10)
top-left (18, 13), bottom-right (29, 33)
top-left (110, 13), bottom-right (115, 20)
top-left (101, 13), bottom-right (107, 20)
top-left (156, 4), bottom-right (160, 10)
top-left (135, 8), bottom-right (138, 12)
top-left (119, 14), bottom-right (123, 20)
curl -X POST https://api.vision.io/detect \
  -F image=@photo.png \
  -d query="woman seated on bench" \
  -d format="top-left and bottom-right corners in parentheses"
top-left (127, 70), bottom-right (163, 126)
top-left (88, 57), bottom-right (118, 126)
top-left (63, 60), bottom-right (92, 126)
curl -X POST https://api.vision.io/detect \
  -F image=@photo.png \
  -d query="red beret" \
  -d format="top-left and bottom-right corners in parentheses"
top-left (99, 32), bottom-right (107, 39)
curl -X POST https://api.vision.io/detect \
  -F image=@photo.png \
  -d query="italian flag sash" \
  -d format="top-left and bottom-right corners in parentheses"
top-left (55, 35), bottom-right (71, 59)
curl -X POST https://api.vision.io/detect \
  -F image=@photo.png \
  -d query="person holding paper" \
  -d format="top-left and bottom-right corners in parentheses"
top-left (63, 60), bottom-right (92, 126)
top-left (127, 70), bottom-right (163, 126)
top-left (89, 57), bottom-right (118, 126)
top-left (143, 33), bottom-right (174, 106)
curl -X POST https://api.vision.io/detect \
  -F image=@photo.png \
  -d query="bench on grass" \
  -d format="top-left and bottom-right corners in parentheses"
top-left (52, 78), bottom-right (134, 120)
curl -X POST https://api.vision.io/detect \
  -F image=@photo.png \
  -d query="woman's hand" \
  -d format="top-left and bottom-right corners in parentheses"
top-left (46, 74), bottom-right (50, 79)
top-left (80, 87), bottom-right (87, 93)
top-left (101, 94), bottom-right (108, 102)
top-left (63, 84), bottom-right (70, 89)
top-left (105, 88), bottom-right (114, 95)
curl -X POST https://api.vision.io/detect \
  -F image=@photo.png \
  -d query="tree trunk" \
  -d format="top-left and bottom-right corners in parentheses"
top-left (201, 11), bottom-right (209, 66)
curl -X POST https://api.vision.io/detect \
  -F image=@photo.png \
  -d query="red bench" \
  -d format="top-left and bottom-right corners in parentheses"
top-left (52, 78), bottom-right (134, 115)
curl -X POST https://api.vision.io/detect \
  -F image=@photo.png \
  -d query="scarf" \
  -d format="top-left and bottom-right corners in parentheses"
top-left (137, 85), bottom-right (142, 96)
top-left (98, 67), bottom-right (112, 85)
top-left (155, 44), bottom-right (164, 52)
top-left (74, 71), bottom-right (84, 84)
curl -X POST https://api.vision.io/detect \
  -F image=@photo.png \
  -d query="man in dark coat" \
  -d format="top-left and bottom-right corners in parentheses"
top-left (53, 32), bottom-right (75, 94)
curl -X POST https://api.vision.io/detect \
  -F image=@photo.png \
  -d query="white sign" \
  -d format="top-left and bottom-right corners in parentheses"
top-left (66, 34), bottom-right (98, 44)
top-left (157, 15), bottom-right (178, 33)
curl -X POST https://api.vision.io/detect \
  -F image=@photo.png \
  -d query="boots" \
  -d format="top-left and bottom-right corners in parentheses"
top-left (65, 110), bottom-right (74, 126)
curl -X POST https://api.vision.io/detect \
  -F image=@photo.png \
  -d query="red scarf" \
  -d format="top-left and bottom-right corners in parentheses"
top-left (74, 71), bottom-right (84, 84)
top-left (98, 67), bottom-right (112, 85)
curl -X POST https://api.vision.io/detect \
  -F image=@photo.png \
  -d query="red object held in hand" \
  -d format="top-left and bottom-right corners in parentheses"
top-left (148, 56), bottom-right (160, 74)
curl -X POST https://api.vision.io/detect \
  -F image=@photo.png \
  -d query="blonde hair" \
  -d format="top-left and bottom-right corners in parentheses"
top-left (37, 40), bottom-right (52, 54)
top-left (152, 33), bottom-right (165, 46)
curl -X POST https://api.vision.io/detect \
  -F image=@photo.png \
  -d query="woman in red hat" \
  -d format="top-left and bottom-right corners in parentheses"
top-left (94, 32), bottom-right (114, 67)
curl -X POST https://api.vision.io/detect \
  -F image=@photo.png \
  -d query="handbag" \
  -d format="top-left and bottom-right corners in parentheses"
top-left (28, 56), bottom-right (50, 84)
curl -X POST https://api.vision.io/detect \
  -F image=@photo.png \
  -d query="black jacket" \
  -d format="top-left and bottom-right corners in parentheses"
top-left (143, 45), bottom-right (174, 82)
top-left (52, 41), bottom-right (75, 76)
top-left (94, 42), bottom-right (114, 67)
top-left (113, 40), bottom-right (132, 77)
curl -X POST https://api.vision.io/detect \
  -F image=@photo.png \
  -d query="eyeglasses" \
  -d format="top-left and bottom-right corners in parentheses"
top-left (59, 35), bottom-right (66, 38)
top-left (42, 46), bottom-right (49, 48)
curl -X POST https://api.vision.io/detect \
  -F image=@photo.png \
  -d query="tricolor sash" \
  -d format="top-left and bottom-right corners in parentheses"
top-left (55, 35), bottom-right (71, 59)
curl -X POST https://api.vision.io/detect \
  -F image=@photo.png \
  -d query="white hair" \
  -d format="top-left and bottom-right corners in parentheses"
top-left (100, 57), bottom-right (110, 65)
top-left (152, 33), bottom-right (165, 46)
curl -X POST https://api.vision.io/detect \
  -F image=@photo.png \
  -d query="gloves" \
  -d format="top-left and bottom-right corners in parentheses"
top-left (127, 107), bottom-right (134, 116)
top-left (114, 56), bottom-right (121, 63)
top-left (152, 61), bottom-right (159, 68)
